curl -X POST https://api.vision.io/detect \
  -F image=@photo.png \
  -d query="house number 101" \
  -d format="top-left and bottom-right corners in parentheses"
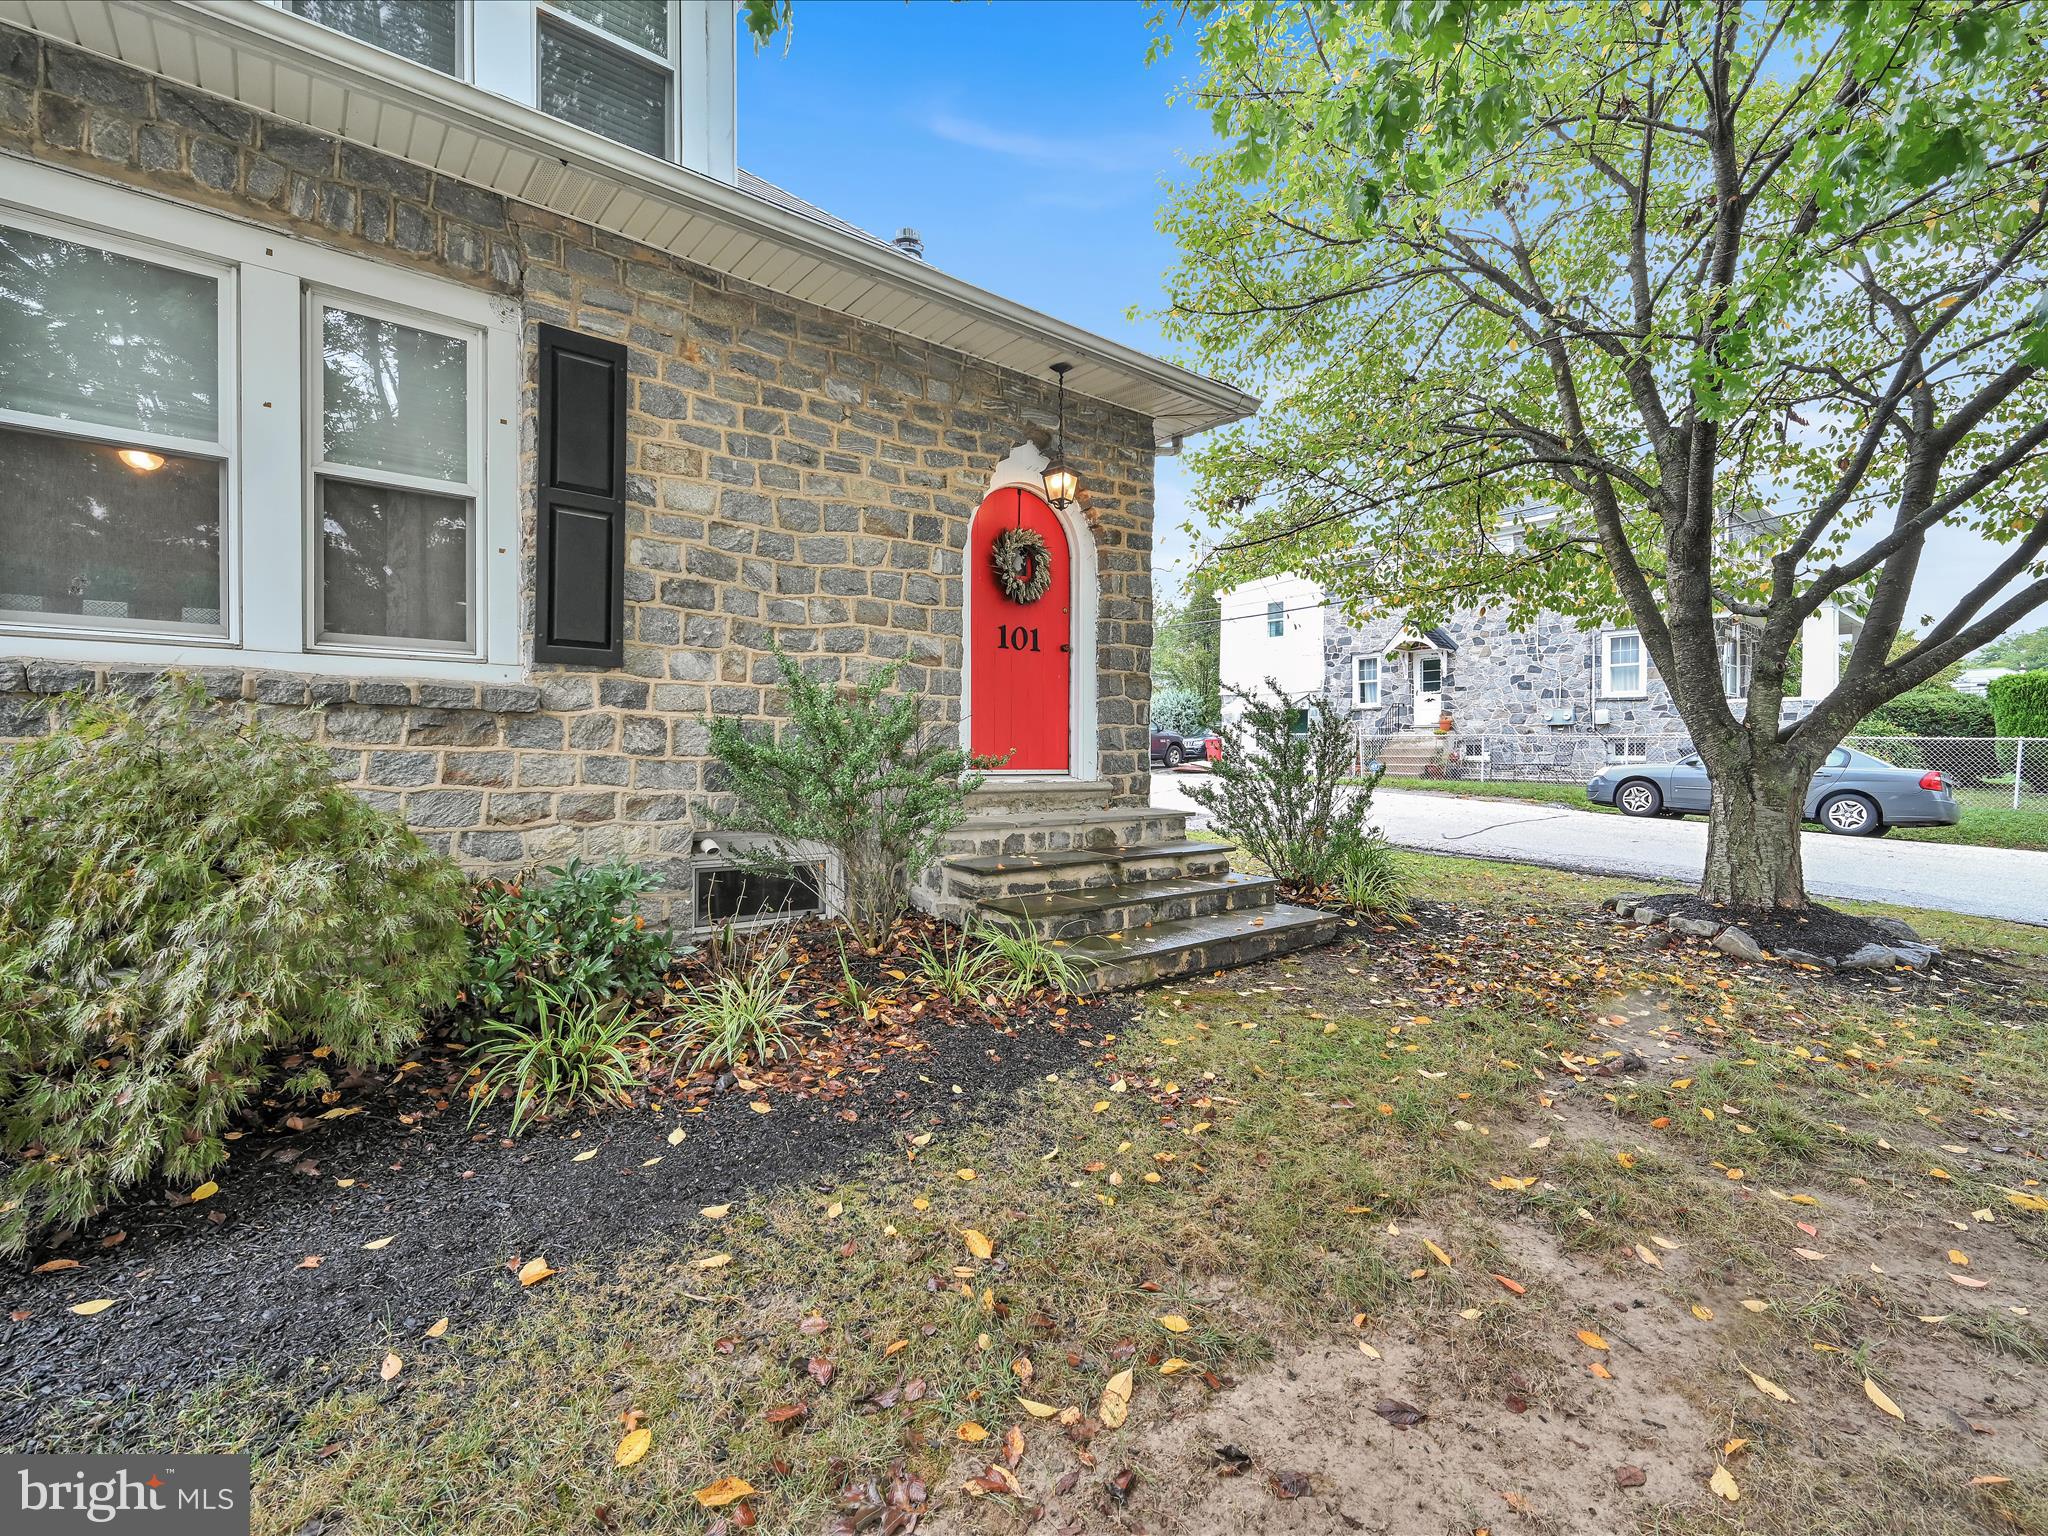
top-left (993, 624), bottom-right (1041, 652)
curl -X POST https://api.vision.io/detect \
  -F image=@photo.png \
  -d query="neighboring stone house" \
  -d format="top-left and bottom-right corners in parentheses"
top-left (0, 2), bottom-right (1335, 977)
top-left (1218, 575), bottom-right (1861, 773)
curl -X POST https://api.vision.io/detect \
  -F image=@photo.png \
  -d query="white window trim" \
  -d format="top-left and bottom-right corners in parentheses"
top-left (304, 287), bottom-right (486, 659)
top-left (1353, 654), bottom-right (1379, 708)
top-left (1266, 600), bottom-right (1285, 637)
top-left (0, 209), bottom-right (237, 642)
top-left (1719, 622), bottom-right (1756, 700)
top-left (273, 0), bottom-right (728, 173)
top-left (1, 161), bottom-right (523, 683)
top-left (1599, 629), bottom-right (1647, 698)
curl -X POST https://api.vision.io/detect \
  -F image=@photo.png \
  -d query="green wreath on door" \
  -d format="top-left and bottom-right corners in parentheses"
top-left (991, 526), bottom-right (1054, 604)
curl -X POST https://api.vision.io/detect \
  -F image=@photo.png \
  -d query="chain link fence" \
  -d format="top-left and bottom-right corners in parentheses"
top-left (1843, 736), bottom-right (2047, 812)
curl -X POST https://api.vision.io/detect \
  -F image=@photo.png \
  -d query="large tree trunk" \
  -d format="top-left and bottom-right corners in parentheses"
top-left (1698, 749), bottom-right (1814, 909)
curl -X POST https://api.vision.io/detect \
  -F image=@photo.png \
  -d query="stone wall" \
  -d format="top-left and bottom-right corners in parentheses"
top-left (0, 28), bottom-right (1159, 923)
top-left (1320, 607), bottom-right (1687, 741)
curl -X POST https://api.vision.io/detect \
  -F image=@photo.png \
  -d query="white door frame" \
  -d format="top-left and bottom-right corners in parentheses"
top-left (959, 442), bottom-right (1099, 781)
top-left (1411, 649), bottom-right (1445, 727)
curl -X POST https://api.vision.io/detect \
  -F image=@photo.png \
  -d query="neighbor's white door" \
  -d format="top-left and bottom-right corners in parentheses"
top-left (1412, 652), bottom-right (1444, 726)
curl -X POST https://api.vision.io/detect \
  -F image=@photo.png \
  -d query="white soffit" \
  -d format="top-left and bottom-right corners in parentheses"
top-left (0, 0), bottom-right (1259, 449)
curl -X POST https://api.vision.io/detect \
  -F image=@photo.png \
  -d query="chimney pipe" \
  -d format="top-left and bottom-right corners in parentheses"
top-left (893, 227), bottom-right (925, 260)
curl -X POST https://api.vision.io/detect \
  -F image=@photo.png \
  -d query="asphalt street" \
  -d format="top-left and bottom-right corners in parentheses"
top-left (1150, 772), bottom-right (2048, 926)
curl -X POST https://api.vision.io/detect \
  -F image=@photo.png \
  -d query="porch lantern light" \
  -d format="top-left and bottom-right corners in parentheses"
top-left (1041, 361), bottom-right (1079, 510)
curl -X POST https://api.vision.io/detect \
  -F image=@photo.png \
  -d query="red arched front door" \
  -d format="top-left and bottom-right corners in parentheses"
top-left (970, 487), bottom-right (1071, 772)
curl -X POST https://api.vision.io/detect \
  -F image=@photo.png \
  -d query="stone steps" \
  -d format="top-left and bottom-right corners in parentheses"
top-left (926, 790), bottom-right (1342, 989)
top-left (1059, 902), bottom-right (1342, 991)
top-left (1378, 731), bottom-right (1447, 775)
top-left (978, 871), bottom-right (1279, 941)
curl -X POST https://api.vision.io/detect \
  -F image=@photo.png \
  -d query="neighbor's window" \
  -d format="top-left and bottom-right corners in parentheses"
top-left (287, 0), bottom-right (464, 74)
top-left (0, 221), bottom-right (228, 636)
top-left (538, 0), bottom-right (674, 157)
top-left (1266, 600), bottom-right (1285, 637)
top-left (1601, 630), bottom-right (1645, 696)
top-left (1719, 624), bottom-right (1755, 700)
top-left (1607, 738), bottom-right (1649, 762)
top-left (1287, 706), bottom-right (1311, 735)
top-left (1353, 655), bottom-right (1379, 707)
top-left (313, 298), bottom-right (479, 651)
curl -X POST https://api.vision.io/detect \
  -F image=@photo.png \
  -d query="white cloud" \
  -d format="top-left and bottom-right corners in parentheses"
top-left (925, 108), bottom-right (1175, 178)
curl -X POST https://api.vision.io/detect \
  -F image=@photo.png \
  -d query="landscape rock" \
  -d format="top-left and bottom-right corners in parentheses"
top-left (1712, 926), bottom-right (1767, 963)
top-left (1840, 942), bottom-right (1901, 971)
top-left (1668, 913), bottom-right (1723, 939)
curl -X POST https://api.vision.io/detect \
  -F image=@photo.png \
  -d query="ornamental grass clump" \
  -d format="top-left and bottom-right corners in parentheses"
top-left (0, 679), bottom-right (467, 1253)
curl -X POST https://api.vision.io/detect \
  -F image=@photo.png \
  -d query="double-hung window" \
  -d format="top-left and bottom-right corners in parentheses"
top-left (286, 1), bottom-right (464, 74)
top-left (1353, 655), bottom-right (1380, 708)
top-left (0, 221), bottom-right (231, 638)
top-left (311, 297), bottom-right (481, 653)
top-left (538, 1), bottom-right (676, 158)
top-left (1, 165), bottom-right (518, 679)
top-left (276, 1), bottom-right (689, 165)
top-left (1600, 630), bottom-right (1645, 696)
top-left (1719, 623), bottom-right (1755, 700)
top-left (1266, 600), bottom-right (1285, 637)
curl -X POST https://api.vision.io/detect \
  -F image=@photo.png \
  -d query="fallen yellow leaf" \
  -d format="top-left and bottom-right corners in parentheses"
top-left (1018, 1397), bottom-right (1058, 1418)
top-left (1099, 1367), bottom-right (1133, 1428)
top-left (614, 1427), bottom-right (652, 1467)
top-left (424, 1317), bottom-right (449, 1338)
top-left (1576, 1329), bottom-right (1609, 1351)
top-left (379, 1352), bottom-right (403, 1381)
top-left (1158, 1314), bottom-right (1191, 1333)
top-left (573, 1149), bottom-right (598, 1163)
top-left (701, 1204), bottom-right (731, 1219)
top-left (692, 1253), bottom-right (732, 1270)
top-left (1710, 1465), bottom-right (1740, 1502)
top-left (1864, 1377), bottom-right (1905, 1421)
top-left (1423, 1238), bottom-right (1452, 1267)
top-left (962, 1229), bottom-right (995, 1260)
top-left (667, 1127), bottom-right (686, 1146)
top-left (189, 1181), bottom-right (219, 1203)
top-left (957, 1422), bottom-right (988, 1443)
top-left (1743, 1367), bottom-right (1793, 1403)
top-left (363, 1236), bottom-right (395, 1251)
top-left (69, 1299), bottom-right (118, 1316)
top-left (517, 1256), bottom-right (557, 1287)
top-left (692, 1476), bottom-right (754, 1508)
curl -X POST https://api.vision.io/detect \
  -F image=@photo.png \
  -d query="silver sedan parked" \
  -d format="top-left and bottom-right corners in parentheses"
top-left (1586, 746), bottom-right (1960, 836)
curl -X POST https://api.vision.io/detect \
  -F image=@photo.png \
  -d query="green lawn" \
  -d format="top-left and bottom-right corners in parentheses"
top-left (62, 852), bottom-right (2048, 1535)
top-left (1376, 775), bottom-right (2048, 852)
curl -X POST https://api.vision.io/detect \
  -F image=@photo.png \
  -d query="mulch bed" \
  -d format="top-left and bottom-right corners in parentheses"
top-left (1632, 893), bottom-right (1894, 959)
top-left (0, 918), bottom-right (1133, 1450)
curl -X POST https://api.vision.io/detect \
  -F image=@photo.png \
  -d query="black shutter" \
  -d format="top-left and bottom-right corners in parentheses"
top-left (535, 323), bottom-right (629, 666)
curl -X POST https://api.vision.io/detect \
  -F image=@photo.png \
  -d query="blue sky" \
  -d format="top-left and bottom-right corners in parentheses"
top-left (736, 2), bottom-right (2030, 640)
top-left (736, 0), bottom-right (1210, 603)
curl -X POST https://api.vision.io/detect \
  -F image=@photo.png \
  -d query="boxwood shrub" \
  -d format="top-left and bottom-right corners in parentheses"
top-left (0, 679), bottom-right (467, 1252)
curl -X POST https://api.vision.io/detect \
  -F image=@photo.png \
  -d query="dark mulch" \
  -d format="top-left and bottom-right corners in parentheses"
top-left (1631, 893), bottom-right (1915, 960)
top-left (0, 965), bottom-right (1131, 1450)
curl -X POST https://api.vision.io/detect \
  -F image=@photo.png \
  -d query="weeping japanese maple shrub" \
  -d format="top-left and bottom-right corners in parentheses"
top-left (0, 679), bottom-right (467, 1252)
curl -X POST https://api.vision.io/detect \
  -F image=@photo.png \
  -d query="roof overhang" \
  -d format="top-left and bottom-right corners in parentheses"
top-left (0, 0), bottom-right (1259, 450)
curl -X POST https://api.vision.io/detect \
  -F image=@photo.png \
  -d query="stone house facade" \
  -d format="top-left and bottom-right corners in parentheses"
top-left (1219, 574), bottom-right (1859, 772)
top-left (0, 5), bottom-right (1253, 928)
